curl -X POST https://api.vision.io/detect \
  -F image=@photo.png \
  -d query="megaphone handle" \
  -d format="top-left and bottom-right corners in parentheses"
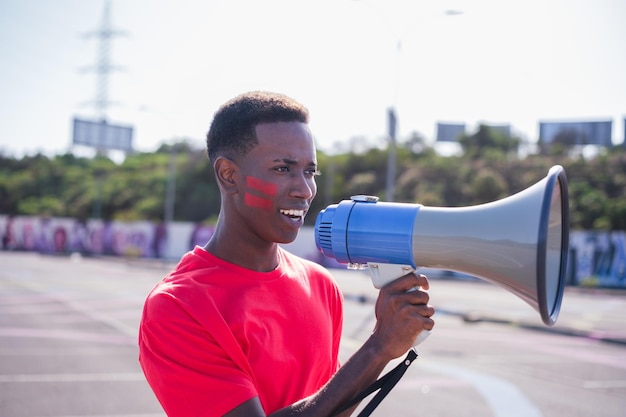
top-left (414, 329), bottom-right (431, 346)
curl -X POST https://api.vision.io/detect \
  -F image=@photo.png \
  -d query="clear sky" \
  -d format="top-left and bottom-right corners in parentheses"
top-left (1, 0), bottom-right (624, 158)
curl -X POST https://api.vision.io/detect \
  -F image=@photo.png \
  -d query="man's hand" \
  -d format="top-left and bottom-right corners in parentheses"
top-left (371, 273), bottom-right (435, 360)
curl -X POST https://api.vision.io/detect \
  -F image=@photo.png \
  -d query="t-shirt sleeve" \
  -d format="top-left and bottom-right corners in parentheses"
top-left (139, 293), bottom-right (257, 417)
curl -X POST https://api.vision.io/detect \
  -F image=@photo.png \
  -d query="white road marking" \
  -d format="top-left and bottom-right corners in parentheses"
top-left (0, 372), bottom-right (145, 383)
top-left (419, 361), bottom-right (544, 417)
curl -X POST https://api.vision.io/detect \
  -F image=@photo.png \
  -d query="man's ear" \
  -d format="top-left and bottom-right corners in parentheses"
top-left (214, 156), bottom-right (239, 194)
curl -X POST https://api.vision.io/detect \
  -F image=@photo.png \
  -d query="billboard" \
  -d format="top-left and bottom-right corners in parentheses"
top-left (72, 117), bottom-right (134, 152)
top-left (436, 122), bottom-right (465, 142)
top-left (539, 120), bottom-right (612, 147)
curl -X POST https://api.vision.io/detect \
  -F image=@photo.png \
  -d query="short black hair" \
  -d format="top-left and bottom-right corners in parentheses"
top-left (206, 91), bottom-right (309, 164)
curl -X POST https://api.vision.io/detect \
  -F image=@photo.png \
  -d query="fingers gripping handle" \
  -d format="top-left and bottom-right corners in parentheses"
top-left (367, 263), bottom-right (432, 347)
top-left (407, 286), bottom-right (432, 347)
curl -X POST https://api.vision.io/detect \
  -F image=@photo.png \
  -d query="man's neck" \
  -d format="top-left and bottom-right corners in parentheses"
top-left (203, 228), bottom-right (280, 272)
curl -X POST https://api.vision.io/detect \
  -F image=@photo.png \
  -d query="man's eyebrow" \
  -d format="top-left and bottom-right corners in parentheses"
top-left (273, 158), bottom-right (295, 164)
top-left (273, 158), bottom-right (317, 166)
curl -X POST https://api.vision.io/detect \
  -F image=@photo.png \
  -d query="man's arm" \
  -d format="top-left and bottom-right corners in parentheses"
top-left (224, 273), bottom-right (435, 417)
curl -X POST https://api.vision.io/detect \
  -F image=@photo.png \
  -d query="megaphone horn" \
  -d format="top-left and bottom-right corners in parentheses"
top-left (315, 165), bottom-right (569, 326)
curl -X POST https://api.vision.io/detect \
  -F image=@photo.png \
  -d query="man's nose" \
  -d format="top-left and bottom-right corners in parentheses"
top-left (290, 173), bottom-right (315, 199)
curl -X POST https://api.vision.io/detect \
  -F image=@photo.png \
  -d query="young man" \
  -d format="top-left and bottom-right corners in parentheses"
top-left (138, 91), bottom-right (435, 417)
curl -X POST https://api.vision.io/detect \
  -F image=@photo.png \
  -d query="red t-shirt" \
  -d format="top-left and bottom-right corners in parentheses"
top-left (139, 246), bottom-right (343, 417)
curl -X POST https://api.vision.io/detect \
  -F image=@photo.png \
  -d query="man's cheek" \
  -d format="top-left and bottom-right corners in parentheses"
top-left (244, 176), bottom-right (278, 210)
top-left (246, 176), bottom-right (278, 196)
top-left (244, 193), bottom-right (273, 210)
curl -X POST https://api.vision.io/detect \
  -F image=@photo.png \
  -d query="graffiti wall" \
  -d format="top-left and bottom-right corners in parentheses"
top-left (568, 231), bottom-right (626, 288)
top-left (1, 215), bottom-right (625, 288)
top-left (0, 215), bottom-right (215, 261)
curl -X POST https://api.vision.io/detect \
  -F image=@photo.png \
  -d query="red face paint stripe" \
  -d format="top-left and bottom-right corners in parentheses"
top-left (244, 192), bottom-right (273, 210)
top-left (246, 176), bottom-right (278, 196)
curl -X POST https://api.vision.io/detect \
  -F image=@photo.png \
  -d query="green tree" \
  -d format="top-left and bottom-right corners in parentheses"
top-left (459, 124), bottom-right (521, 160)
top-left (1, 140), bottom-right (624, 231)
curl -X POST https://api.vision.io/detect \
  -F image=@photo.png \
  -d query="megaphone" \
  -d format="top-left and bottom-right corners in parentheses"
top-left (315, 165), bottom-right (569, 327)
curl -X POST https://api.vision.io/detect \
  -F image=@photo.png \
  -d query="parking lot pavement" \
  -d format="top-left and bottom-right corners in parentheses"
top-left (2, 253), bottom-right (625, 417)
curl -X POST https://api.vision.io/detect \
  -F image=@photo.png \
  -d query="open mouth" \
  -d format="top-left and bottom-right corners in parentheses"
top-left (280, 209), bottom-right (305, 221)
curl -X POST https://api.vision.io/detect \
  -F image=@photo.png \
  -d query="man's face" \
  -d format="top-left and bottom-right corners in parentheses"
top-left (233, 121), bottom-right (318, 244)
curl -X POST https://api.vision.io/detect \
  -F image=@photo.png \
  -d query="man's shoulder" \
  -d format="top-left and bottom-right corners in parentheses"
top-left (141, 257), bottom-right (223, 323)
top-left (145, 249), bottom-right (221, 302)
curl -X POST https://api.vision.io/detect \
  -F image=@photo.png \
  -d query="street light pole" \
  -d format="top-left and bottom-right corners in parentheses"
top-left (386, 106), bottom-right (398, 202)
top-left (354, 2), bottom-right (462, 201)
top-left (164, 145), bottom-right (177, 225)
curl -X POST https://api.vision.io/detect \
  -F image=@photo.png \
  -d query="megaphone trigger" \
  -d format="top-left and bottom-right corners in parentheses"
top-left (367, 263), bottom-right (416, 289)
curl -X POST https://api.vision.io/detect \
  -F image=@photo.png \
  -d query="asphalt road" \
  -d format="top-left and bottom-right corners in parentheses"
top-left (1, 252), bottom-right (624, 417)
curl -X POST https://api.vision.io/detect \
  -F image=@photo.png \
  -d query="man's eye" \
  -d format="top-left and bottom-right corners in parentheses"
top-left (275, 166), bottom-right (290, 173)
top-left (307, 169), bottom-right (322, 177)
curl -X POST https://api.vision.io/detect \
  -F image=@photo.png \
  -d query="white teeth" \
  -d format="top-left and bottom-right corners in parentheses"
top-left (280, 209), bottom-right (304, 217)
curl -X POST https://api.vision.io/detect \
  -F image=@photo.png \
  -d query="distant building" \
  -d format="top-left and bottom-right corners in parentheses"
top-left (539, 119), bottom-right (613, 147)
top-left (436, 122), bottom-right (465, 142)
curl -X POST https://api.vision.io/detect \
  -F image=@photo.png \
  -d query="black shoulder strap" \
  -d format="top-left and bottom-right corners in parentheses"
top-left (332, 349), bottom-right (418, 417)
